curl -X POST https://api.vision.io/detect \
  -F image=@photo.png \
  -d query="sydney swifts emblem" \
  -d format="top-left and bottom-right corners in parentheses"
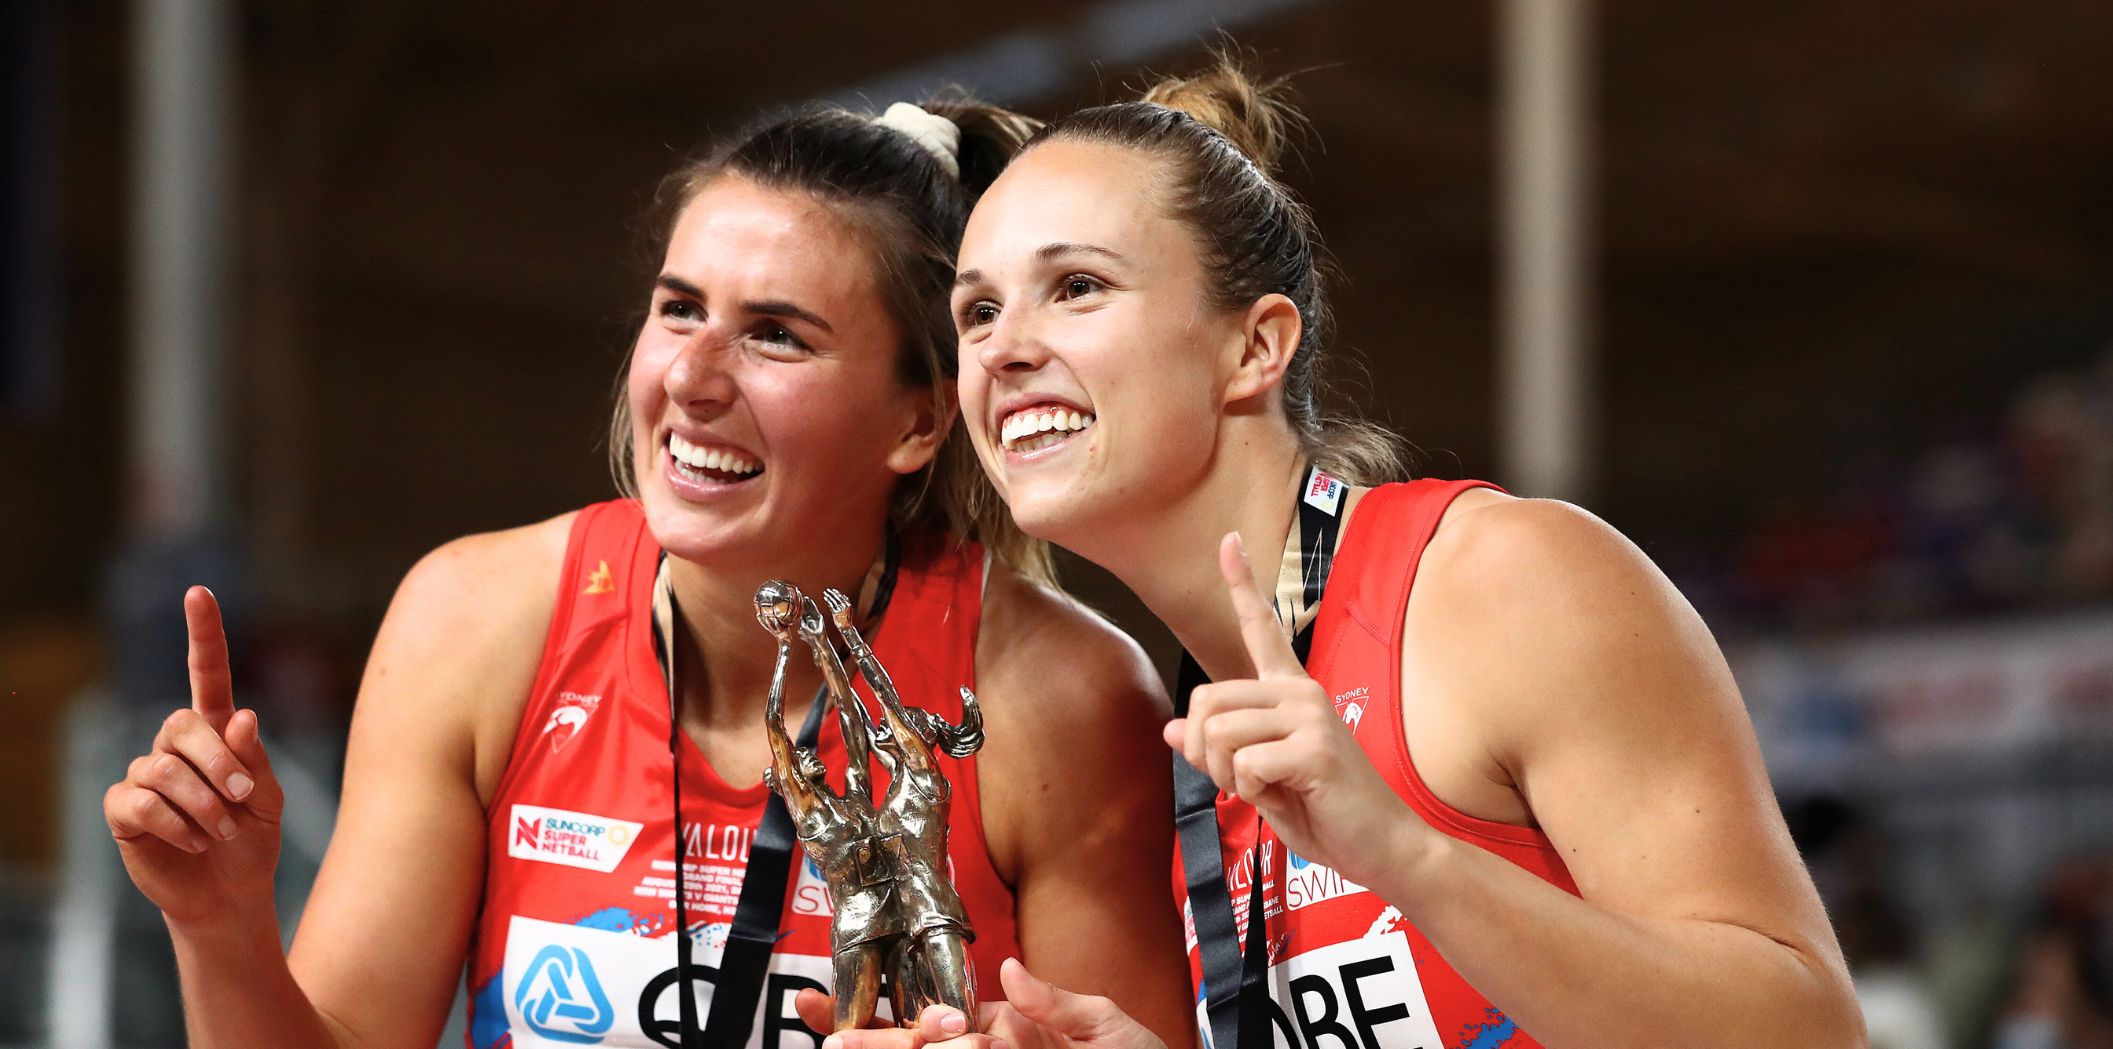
top-left (542, 691), bottom-right (602, 752)
top-left (581, 560), bottom-right (615, 595)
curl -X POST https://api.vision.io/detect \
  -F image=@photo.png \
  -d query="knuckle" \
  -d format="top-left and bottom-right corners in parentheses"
top-left (162, 708), bottom-right (194, 732)
top-left (126, 755), bottom-right (153, 781)
top-left (129, 792), bottom-right (162, 822)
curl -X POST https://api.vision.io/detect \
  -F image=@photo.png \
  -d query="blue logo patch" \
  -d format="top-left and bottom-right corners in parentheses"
top-left (1288, 849), bottom-right (1312, 870)
top-left (514, 945), bottom-right (615, 1044)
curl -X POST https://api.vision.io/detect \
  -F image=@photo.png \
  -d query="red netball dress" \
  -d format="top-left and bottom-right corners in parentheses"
top-left (1178, 480), bottom-right (1580, 1049)
top-left (467, 499), bottom-right (1020, 1049)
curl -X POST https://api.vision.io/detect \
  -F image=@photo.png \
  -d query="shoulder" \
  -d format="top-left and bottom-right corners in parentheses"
top-left (382, 512), bottom-right (575, 661)
top-left (1415, 491), bottom-right (1689, 638)
top-left (1407, 493), bottom-right (1734, 751)
top-left (975, 562), bottom-right (1167, 725)
top-left (970, 562), bottom-right (1176, 887)
top-left (356, 511), bottom-right (579, 800)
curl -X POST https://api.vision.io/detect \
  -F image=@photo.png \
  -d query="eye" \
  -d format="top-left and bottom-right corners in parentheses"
top-left (753, 323), bottom-right (810, 353)
top-left (658, 298), bottom-right (701, 324)
top-left (959, 301), bottom-right (999, 330)
top-left (1057, 274), bottom-right (1103, 301)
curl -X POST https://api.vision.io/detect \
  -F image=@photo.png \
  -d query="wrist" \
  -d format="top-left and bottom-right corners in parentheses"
top-left (1367, 815), bottom-right (1449, 902)
top-left (165, 900), bottom-right (283, 955)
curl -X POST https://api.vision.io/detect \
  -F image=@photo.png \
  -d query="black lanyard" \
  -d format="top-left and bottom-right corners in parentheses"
top-left (649, 539), bottom-right (900, 1047)
top-left (1174, 466), bottom-right (1345, 1049)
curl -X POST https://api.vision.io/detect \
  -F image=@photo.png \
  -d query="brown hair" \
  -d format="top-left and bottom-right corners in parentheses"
top-left (611, 92), bottom-right (1053, 581)
top-left (1028, 51), bottom-right (1405, 484)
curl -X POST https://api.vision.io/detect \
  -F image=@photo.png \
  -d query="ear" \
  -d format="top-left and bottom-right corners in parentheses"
top-left (885, 381), bottom-right (957, 475)
top-left (1221, 293), bottom-right (1303, 406)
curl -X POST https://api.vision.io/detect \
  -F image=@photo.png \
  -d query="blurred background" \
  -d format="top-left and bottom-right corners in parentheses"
top-left (4, 1), bottom-right (2111, 1047)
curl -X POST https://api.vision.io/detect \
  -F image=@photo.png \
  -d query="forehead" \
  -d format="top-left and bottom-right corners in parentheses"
top-left (962, 140), bottom-right (1182, 264)
top-left (666, 176), bottom-right (881, 302)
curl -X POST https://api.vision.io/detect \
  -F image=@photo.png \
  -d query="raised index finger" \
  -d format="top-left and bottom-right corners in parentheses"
top-left (1219, 532), bottom-right (1304, 680)
top-left (184, 586), bottom-right (235, 733)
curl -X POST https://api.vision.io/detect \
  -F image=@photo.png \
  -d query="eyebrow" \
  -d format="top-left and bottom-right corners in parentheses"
top-left (655, 274), bottom-right (835, 334)
top-left (954, 242), bottom-right (1130, 289)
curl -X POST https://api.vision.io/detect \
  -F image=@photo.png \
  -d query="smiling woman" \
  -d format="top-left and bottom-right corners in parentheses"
top-left (102, 94), bottom-right (1195, 1049)
top-left (867, 51), bottom-right (1868, 1049)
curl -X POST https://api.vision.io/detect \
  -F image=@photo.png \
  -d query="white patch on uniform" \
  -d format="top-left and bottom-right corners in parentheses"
top-left (508, 805), bottom-right (643, 874)
top-left (503, 916), bottom-right (842, 1048)
top-left (1194, 932), bottom-right (1441, 1049)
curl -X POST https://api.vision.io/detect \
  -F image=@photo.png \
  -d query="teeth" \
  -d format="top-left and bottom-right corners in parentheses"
top-left (667, 432), bottom-right (761, 476)
top-left (999, 405), bottom-right (1095, 451)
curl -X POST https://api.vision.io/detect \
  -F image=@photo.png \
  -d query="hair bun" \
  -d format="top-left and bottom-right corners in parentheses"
top-left (1140, 50), bottom-right (1297, 174)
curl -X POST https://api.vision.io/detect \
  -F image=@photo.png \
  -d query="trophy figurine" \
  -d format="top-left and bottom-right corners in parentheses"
top-left (753, 580), bottom-right (984, 1034)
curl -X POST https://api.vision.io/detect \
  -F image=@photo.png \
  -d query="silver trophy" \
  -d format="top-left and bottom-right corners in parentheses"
top-left (754, 581), bottom-right (983, 1033)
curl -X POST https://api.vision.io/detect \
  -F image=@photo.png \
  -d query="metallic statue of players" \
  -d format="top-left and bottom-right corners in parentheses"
top-left (753, 580), bottom-right (983, 1034)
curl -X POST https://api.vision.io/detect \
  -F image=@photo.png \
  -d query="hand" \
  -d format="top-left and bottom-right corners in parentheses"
top-left (1162, 533), bottom-right (1427, 887)
top-left (799, 597), bottom-right (829, 641)
top-left (824, 588), bottom-right (855, 631)
top-left (103, 586), bottom-right (285, 931)
top-left (793, 958), bottom-right (1167, 1049)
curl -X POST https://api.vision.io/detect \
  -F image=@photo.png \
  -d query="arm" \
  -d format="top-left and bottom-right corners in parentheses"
top-left (974, 569), bottom-right (1196, 1049)
top-left (132, 519), bottom-right (565, 1049)
top-left (761, 635), bottom-right (819, 808)
top-left (825, 587), bottom-right (932, 775)
top-left (798, 598), bottom-right (873, 805)
top-left (1369, 497), bottom-right (1861, 1049)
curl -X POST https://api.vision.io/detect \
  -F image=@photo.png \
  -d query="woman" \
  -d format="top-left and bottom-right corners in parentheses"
top-left (854, 57), bottom-right (1864, 1049)
top-left (102, 96), bottom-right (1193, 1049)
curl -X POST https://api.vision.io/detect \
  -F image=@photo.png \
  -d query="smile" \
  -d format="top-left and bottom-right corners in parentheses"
top-left (666, 431), bottom-right (762, 485)
top-left (999, 404), bottom-right (1096, 454)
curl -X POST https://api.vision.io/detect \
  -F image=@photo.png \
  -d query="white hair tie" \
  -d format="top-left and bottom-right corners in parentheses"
top-left (875, 102), bottom-right (961, 180)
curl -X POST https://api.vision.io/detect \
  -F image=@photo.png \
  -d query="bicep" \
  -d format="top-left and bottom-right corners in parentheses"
top-left (287, 726), bottom-right (487, 1048)
top-left (1444, 504), bottom-right (1833, 953)
top-left (285, 533), bottom-right (551, 1047)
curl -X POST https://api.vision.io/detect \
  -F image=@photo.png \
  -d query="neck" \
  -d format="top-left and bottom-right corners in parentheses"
top-left (665, 523), bottom-right (885, 731)
top-left (1067, 424), bottom-right (1306, 683)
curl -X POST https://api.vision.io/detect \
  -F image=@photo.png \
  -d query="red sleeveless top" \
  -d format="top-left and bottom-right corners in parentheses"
top-left (467, 500), bottom-right (1020, 1049)
top-left (1178, 480), bottom-right (1579, 1049)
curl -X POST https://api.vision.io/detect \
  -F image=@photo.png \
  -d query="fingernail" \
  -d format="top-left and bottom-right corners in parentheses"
top-left (941, 1011), bottom-right (967, 1034)
top-left (822, 1037), bottom-right (844, 1049)
top-left (227, 773), bottom-right (254, 800)
top-left (217, 816), bottom-right (238, 840)
top-left (185, 837), bottom-right (208, 854)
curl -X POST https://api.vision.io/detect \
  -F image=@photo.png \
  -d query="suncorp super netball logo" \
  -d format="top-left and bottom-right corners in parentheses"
top-left (509, 804), bottom-right (644, 874)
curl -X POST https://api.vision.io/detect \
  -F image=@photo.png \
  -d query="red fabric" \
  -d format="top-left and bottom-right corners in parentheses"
top-left (1177, 480), bottom-right (1578, 1049)
top-left (467, 499), bottom-right (1018, 1048)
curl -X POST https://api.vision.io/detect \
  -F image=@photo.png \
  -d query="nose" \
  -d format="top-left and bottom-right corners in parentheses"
top-left (974, 309), bottom-right (1052, 376)
top-left (663, 330), bottom-right (739, 412)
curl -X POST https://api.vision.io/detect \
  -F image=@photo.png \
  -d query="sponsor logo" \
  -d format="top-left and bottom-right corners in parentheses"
top-left (501, 916), bottom-right (838, 1048)
top-left (543, 692), bottom-right (603, 752)
top-left (515, 945), bottom-right (614, 1043)
top-left (582, 560), bottom-right (616, 595)
top-left (509, 805), bottom-right (643, 874)
top-left (1303, 471), bottom-right (1344, 515)
top-left (1194, 933), bottom-right (1440, 1049)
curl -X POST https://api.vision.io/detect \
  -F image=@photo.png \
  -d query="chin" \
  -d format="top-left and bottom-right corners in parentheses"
top-left (1001, 478), bottom-right (1099, 547)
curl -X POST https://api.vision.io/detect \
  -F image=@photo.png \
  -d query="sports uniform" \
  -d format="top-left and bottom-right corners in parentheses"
top-left (466, 499), bottom-right (1019, 1049)
top-left (1179, 479), bottom-right (1579, 1049)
